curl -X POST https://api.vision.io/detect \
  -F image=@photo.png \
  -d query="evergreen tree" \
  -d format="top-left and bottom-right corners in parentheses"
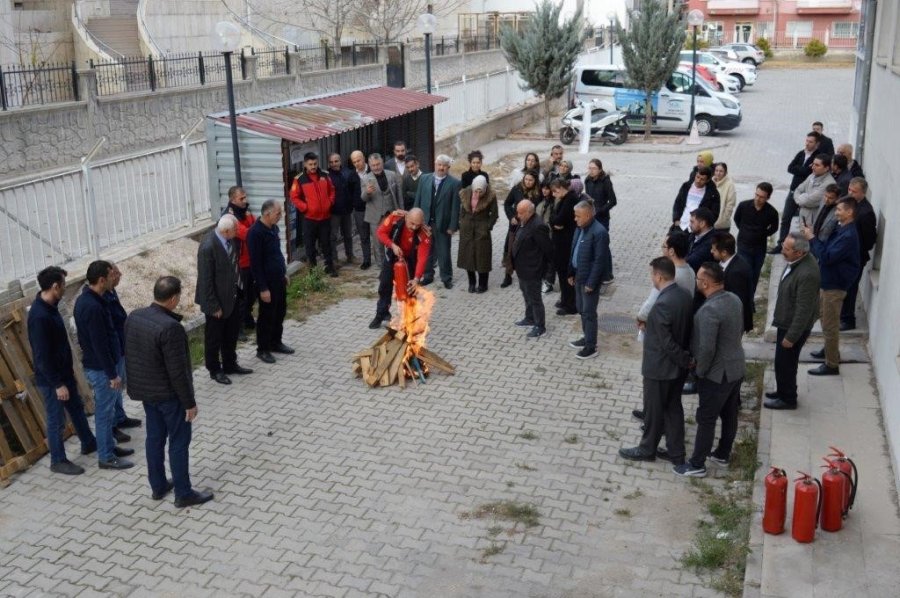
top-left (500, 0), bottom-right (586, 136)
top-left (615, 0), bottom-right (685, 140)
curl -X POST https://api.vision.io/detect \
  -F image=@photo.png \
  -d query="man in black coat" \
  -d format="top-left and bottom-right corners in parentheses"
top-left (773, 131), bottom-right (820, 253)
top-left (812, 121), bottom-right (835, 157)
top-left (672, 166), bottom-right (721, 232)
top-left (103, 263), bottom-right (142, 437)
top-left (686, 207), bottom-right (716, 273)
top-left (247, 199), bottom-right (294, 364)
top-left (841, 177), bottom-right (877, 330)
top-left (328, 153), bottom-right (355, 264)
top-left (711, 232), bottom-right (755, 333)
top-left (511, 200), bottom-right (554, 339)
top-left (195, 214), bottom-right (252, 385)
top-left (125, 276), bottom-right (213, 508)
top-left (620, 257), bottom-right (693, 464)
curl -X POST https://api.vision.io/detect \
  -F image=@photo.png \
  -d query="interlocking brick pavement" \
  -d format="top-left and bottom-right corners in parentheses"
top-left (0, 67), bottom-right (854, 597)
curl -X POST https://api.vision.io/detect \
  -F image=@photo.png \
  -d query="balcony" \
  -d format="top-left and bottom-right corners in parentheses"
top-left (706, 0), bottom-right (760, 16)
top-left (796, 0), bottom-right (853, 14)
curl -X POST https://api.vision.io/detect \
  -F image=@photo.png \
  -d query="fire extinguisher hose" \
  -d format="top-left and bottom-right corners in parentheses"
top-left (848, 457), bottom-right (858, 510)
top-left (814, 477), bottom-right (823, 529)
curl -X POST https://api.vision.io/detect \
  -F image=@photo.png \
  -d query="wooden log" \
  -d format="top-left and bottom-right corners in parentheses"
top-left (371, 339), bottom-right (405, 381)
top-left (418, 348), bottom-right (456, 374)
top-left (353, 348), bottom-right (375, 360)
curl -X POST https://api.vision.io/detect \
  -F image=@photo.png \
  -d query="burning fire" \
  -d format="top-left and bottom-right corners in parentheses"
top-left (394, 287), bottom-right (435, 354)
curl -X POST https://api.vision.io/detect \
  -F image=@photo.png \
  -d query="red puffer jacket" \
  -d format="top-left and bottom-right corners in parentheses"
top-left (290, 169), bottom-right (335, 221)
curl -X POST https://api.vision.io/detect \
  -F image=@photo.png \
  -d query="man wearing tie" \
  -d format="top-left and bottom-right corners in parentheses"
top-left (195, 214), bottom-right (253, 385)
top-left (415, 154), bottom-right (462, 289)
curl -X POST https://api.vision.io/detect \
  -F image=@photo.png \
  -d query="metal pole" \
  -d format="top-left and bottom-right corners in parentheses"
top-left (855, 0), bottom-right (877, 166)
top-left (223, 51), bottom-right (242, 186)
top-left (81, 137), bottom-right (107, 258)
top-left (425, 32), bottom-right (432, 94)
top-left (609, 25), bottom-right (614, 63)
top-left (180, 117), bottom-right (205, 227)
top-left (690, 26), bottom-right (698, 132)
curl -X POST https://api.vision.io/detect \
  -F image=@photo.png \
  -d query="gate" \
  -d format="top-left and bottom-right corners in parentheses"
top-left (386, 43), bottom-right (405, 89)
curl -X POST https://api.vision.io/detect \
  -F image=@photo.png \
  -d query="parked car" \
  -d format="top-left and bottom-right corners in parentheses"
top-left (716, 43), bottom-right (766, 66)
top-left (678, 63), bottom-right (740, 94)
top-left (708, 47), bottom-right (740, 61)
top-left (572, 65), bottom-right (741, 136)
top-left (678, 51), bottom-right (757, 89)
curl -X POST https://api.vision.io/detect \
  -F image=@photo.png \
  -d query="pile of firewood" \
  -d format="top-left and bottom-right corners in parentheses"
top-left (352, 327), bottom-right (455, 388)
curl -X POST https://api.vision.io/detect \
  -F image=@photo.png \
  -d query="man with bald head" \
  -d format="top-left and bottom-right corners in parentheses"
top-left (836, 143), bottom-right (864, 178)
top-left (349, 150), bottom-right (372, 269)
top-left (369, 208), bottom-right (432, 329)
top-left (511, 200), bottom-right (554, 338)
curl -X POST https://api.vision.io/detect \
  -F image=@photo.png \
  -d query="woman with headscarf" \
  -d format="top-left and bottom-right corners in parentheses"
top-left (712, 162), bottom-right (737, 231)
top-left (458, 175), bottom-right (498, 293)
top-left (556, 159), bottom-right (580, 182)
top-left (501, 170), bottom-right (540, 288)
top-left (549, 178), bottom-right (578, 314)
top-left (508, 152), bottom-right (544, 188)
top-left (687, 150), bottom-right (715, 183)
top-left (461, 150), bottom-right (489, 189)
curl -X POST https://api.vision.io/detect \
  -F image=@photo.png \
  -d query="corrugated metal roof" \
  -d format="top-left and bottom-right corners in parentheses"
top-left (211, 86), bottom-right (447, 144)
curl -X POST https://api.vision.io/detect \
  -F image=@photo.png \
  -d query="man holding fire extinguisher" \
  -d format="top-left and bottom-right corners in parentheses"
top-left (368, 208), bottom-right (432, 329)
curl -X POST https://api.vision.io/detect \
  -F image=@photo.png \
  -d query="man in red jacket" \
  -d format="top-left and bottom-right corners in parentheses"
top-left (225, 186), bottom-right (257, 332)
top-left (369, 208), bottom-right (432, 329)
top-left (290, 152), bottom-right (337, 276)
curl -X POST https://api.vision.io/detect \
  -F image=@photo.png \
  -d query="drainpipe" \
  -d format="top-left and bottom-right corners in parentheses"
top-left (855, 0), bottom-right (877, 166)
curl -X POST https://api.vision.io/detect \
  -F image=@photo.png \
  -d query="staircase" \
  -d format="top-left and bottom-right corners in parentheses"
top-left (84, 0), bottom-right (142, 58)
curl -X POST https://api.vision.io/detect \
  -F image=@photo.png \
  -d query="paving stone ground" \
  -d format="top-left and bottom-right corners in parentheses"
top-left (0, 67), bottom-right (858, 597)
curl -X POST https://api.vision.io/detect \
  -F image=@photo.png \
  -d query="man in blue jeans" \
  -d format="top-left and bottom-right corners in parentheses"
top-left (74, 260), bottom-right (135, 470)
top-left (567, 201), bottom-right (610, 360)
top-left (104, 262), bottom-right (142, 438)
top-left (125, 276), bottom-right (213, 508)
top-left (27, 266), bottom-right (97, 475)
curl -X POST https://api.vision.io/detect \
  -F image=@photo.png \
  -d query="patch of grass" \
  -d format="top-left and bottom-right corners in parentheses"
top-left (729, 430), bottom-right (760, 483)
top-left (486, 525), bottom-right (505, 537)
top-left (613, 508), bottom-right (632, 517)
top-left (605, 429), bottom-right (621, 441)
top-left (744, 360), bottom-right (766, 408)
top-left (187, 327), bottom-right (205, 369)
top-left (505, 481), bottom-right (515, 488)
top-left (517, 430), bottom-right (539, 440)
top-left (480, 542), bottom-right (505, 561)
top-left (593, 381), bottom-right (612, 390)
top-left (751, 256), bottom-right (774, 335)
top-left (686, 416), bottom-right (696, 425)
top-left (563, 434), bottom-right (579, 444)
top-left (581, 370), bottom-right (602, 379)
top-left (461, 500), bottom-right (541, 528)
top-left (515, 462), bottom-right (537, 471)
top-left (624, 489), bottom-right (644, 500)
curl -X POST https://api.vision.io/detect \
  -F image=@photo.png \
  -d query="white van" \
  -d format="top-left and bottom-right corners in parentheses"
top-left (572, 65), bottom-right (742, 135)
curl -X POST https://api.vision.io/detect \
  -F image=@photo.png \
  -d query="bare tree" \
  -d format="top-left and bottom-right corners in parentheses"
top-left (355, 0), bottom-right (467, 43)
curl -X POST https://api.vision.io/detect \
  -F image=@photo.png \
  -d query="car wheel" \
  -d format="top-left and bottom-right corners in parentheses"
top-left (733, 74), bottom-right (746, 90)
top-left (560, 127), bottom-right (577, 145)
top-left (694, 116), bottom-right (714, 136)
top-left (742, 57), bottom-right (757, 66)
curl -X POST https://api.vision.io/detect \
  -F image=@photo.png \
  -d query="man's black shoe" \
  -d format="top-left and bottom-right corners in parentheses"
top-left (810, 348), bottom-right (825, 359)
top-left (118, 417), bottom-right (142, 429)
top-left (175, 489), bottom-right (214, 509)
top-left (619, 447), bottom-right (655, 462)
top-left (420, 277), bottom-right (434, 286)
top-left (839, 321), bottom-right (855, 331)
top-left (514, 319), bottom-right (535, 328)
top-left (369, 315), bottom-right (388, 329)
top-left (682, 381), bottom-right (697, 394)
top-left (257, 351), bottom-right (276, 364)
top-left (224, 365), bottom-right (254, 375)
top-left (526, 326), bottom-right (546, 338)
top-left (764, 391), bottom-right (781, 400)
top-left (468, 283), bottom-right (476, 293)
top-left (554, 301), bottom-right (563, 308)
top-left (764, 398), bottom-right (797, 410)
top-left (114, 446), bottom-right (134, 457)
top-left (556, 308), bottom-right (577, 316)
top-left (113, 428), bottom-right (131, 444)
top-left (631, 409), bottom-right (645, 421)
top-left (360, 261), bottom-right (372, 270)
top-left (444, 280), bottom-right (453, 290)
top-left (272, 343), bottom-right (295, 354)
top-left (211, 371), bottom-right (232, 385)
top-left (80, 443), bottom-right (97, 456)
top-left (500, 274), bottom-right (513, 288)
top-left (50, 461), bottom-right (85, 475)
top-left (152, 479), bottom-right (174, 500)
top-left (99, 458), bottom-right (135, 470)
top-left (656, 448), bottom-right (676, 463)
top-left (476, 286), bottom-right (487, 294)
top-left (808, 364), bottom-right (839, 376)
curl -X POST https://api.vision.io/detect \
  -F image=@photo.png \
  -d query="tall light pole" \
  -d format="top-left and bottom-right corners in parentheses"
top-left (607, 11), bottom-right (616, 64)
top-left (214, 21), bottom-right (243, 186)
top-left (687, 9), bottom-right (705, 134)
top-left (417, 11), bottom-right (437, 94)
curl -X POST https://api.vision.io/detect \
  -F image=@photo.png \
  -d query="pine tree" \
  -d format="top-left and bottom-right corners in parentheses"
top-left (500, 0), bottom-right (586, 136)
top-left (615, 0), bottom-right (686, 140)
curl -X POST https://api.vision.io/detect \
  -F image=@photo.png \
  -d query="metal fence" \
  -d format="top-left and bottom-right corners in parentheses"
top-left (0, 139), bottom-right (210, 284)
top-left (431, 67), bottom-right (535, 133)
top-left (93, 51), bottom-right (246, 96)
top-left (405, 34), bottom-right (502, 59)
top-left (252, 47), bottom-right (289, 77)
top-left (0, 62), bottom-right (79, 110)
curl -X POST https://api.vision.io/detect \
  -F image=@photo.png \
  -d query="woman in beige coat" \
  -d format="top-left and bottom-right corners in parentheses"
top-left (713, 162), bottom-right (737, 231)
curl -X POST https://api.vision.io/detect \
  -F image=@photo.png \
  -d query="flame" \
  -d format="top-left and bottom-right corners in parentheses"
top-left (392, 286), bottom-right (435, 357)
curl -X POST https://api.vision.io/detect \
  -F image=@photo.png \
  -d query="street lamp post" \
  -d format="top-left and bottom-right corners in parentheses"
top-left (416, 12), bottom-right (437, 94)
top-left (214, 21), bottom-right (243, 186)
top-left (607, 11), bottom-right (616, 64)
top-left (687, 9), bottom-right (705, 134)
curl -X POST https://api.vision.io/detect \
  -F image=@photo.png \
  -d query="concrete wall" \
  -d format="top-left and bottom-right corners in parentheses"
top-left (405, 48), bottom-right (508, 88)
top-left (0, 0), bottom-right (75, 64)
top-left (141, 0), bottom-right (265, 52)
top-left (0, 58), bottom-right (385, 180)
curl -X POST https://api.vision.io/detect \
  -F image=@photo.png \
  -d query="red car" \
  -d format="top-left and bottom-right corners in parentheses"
top-left (678, 62), bottom-right (717, 87)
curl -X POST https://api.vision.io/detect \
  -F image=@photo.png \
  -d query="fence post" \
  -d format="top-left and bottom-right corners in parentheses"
top-left (179, 118), bottom-right (204, 227)
top-left (285, 46), bottom-right (291, 74)
top-left (462, 75), bottom-right (467, 121)
top-left (324, 43), bottom-right (330, 70)
top-left (198, 52), bottom-right (206, 85)
top-left (240, 49), bottom-right (247, 79)
top-left (352, 42), bottom-right (357, 67)
top-left (148, 55), bottom-right (156, 91)
top-left (81, 137), bottom-right (107, 258)
top-left (455, 36), bottom-right (460, 53)
top-left (0, 65), bottom-right (7, 110)
top-left (824, 30), bottom-right (830, 46)
top-left (71, 61), bottom-right (79, 101)
top-left (484, 72), bottom-right (489, 114)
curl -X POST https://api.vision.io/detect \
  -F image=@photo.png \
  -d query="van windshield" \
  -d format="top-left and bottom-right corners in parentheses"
top-left (580, 69), bottom-right (623, 88)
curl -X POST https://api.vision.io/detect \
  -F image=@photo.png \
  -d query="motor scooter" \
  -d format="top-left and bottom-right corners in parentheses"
top-left (559, 104), bottom-right (629, 146)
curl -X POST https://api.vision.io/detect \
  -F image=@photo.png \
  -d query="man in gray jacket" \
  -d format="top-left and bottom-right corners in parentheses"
top-left (362, 153), bottom-right (403, 267)
top-left (793, 154), bottom-right (835, 233)
top-left (674, 262), bottom-right (746, 478)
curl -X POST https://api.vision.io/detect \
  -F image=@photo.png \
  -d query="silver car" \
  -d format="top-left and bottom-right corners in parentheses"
top-left (717, 43), bottom-right (766, 66)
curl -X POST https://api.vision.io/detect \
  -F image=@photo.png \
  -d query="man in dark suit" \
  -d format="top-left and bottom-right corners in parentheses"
top-left (686, 207), bottom-right (716, 272)
top-left (772, 131), bottom-right (820, 253)
top-left (511, 200), bottom-right (554, 339)
top-left (675, 262), bottom-right (746, 477)
top-left (840, 177), bottom-right (877, 330)
top-left (765, 233), bottom-right (820, 409)
top-left (812, 121), bottom-right (834, 157)
top-left (620, 257), bottom-right (693, 464)
top-left (711, 232), bottom-right (754, 333)
top-left (415, 154), bottom-right (462, 289)
top-left (672, 167), bottom-right (721, 232)
top-left (247, 199), bottom-right (294, 364)
top-left (401, 155), bottom-right (423, 211)
top-left (384, 140), bottom-right (408, 175)
top-left (195, 214), bottom-right (253, 385)
top-left (567, 201), bottom-right (610, 359)
top-left (327, 153), bottom-right (355, 264)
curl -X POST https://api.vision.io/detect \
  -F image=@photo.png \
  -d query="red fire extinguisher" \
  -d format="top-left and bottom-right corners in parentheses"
top-left (763, 467), bottom-right (788, 534)
top-left (820, 459), bottom-right (853, 532)
top-left (826, 446), bottom-right (858, 515)
top-left (393, 258), bottom-right (409, 301)
top-left (791, 472), bottom-right (822, 543)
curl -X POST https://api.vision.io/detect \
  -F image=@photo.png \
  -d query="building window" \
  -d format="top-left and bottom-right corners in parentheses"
top-left (786, 21), bottom-right (814, 39)
top-left (756, 21), bottom-right (773, 41)
top-left (833, 22), bottom-right (860, 39)
top-left (702, 22), bottom-right (724, 45)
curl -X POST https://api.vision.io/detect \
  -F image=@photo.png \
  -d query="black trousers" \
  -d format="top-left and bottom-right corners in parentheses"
top-left (204, 300), bottom-right (241, 374)
top-left (776, 190), bottom-right (798, 245)
top-left (240, 267), bottom-right (256, 327)
top-left (518, 277), bottom-right (545, 328)
top-left (302, 218), bottom-right (334, 269)
top-left (639, 374), bottom-right (688, 462)
top-left (840, 259), bottom-right (866, 325)
top-left (689, 376), bottom-right (742, 467)
top-left (556, 262), bottom-right (575, 311)
top-left (257, 281), bottom-right (287, 351)
top-left (375, 256), bottom-right (417, 318)
top-left (774, 327), bottom-right (810, 404)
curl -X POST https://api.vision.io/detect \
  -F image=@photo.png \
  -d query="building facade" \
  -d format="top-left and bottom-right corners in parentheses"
top-left (686, 0), bottom-right (861, 48)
